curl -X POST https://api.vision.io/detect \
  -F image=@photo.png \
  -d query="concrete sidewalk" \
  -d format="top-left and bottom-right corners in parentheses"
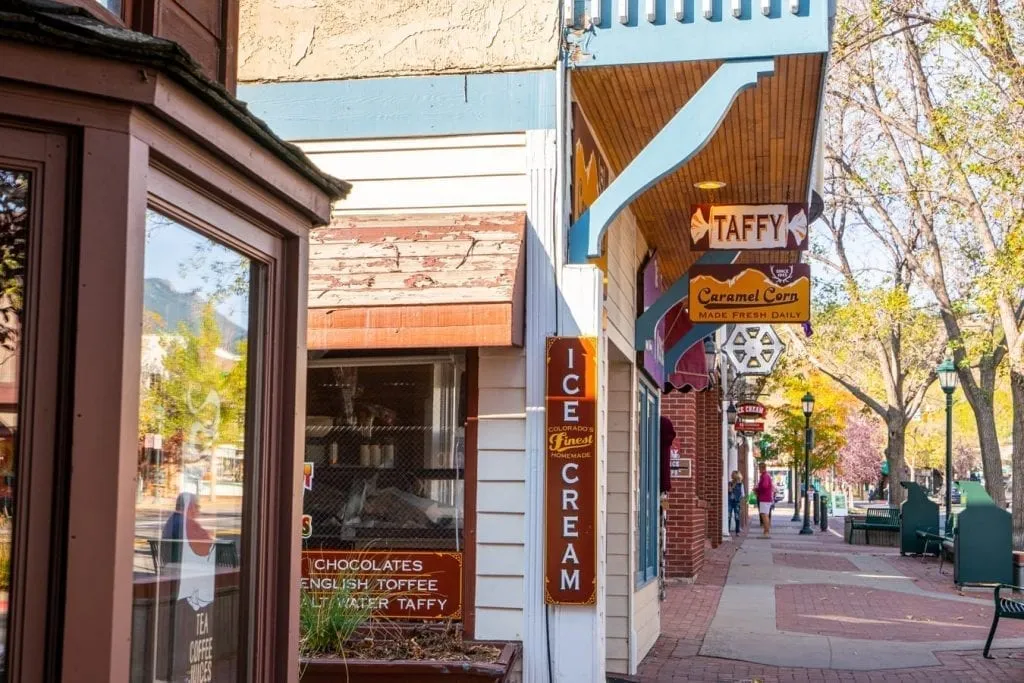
top-left (639, 503), bottom-right (1024, 681)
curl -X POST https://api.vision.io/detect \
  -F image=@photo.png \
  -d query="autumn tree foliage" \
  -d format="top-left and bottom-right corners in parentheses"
top-left (837, 411), bottom-right (885, 489)
top-left (827, 0), bottom-right (1023, 538)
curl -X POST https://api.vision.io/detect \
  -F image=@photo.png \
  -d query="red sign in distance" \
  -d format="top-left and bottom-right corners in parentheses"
top-left (736, 401), bottom-right (766, 419)
top-left (735, 421), bottom-right (764, 433)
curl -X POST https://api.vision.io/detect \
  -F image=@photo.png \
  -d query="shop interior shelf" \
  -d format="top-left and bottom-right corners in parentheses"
top-left (316, 465), bottom-right (463, 479)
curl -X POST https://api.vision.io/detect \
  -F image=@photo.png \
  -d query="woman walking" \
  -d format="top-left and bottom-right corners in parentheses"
top-left (728, 471), bottom-right (744, 535)
top-left (756, 462), bottom-right (774, 538)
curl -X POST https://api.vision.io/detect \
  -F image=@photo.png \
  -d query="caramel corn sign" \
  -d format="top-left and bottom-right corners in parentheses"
top-left (689, 264), bottom-right (811, 323)
top-left (545, 336), bottom-right (598, 605)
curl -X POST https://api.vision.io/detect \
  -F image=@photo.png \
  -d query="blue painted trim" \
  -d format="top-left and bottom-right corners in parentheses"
top-left (635, 251), bottom-right (737, 351)
top-left (664, 324), bottom-right (719, 376)
top-left (573, 1), bottom-right (830, 67)
top-left (567, 58), bottom-right (774, 264)
top-left (237, 71), bottom-right (556, 141)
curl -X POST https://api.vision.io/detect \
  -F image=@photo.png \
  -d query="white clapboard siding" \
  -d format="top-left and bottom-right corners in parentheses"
top-left (606, 363), bottom-right (633, 675)
top-left (634, 580), bottom-right (661, 662)
top-left (605, 206), bottom-right (641, 360)
top-left (297, 134), bottom-right (529, 215)
top-left (474, 347), bottom-right (527, 642)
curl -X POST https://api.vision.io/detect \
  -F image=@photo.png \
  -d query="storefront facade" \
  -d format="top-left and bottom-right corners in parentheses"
top-left (240, 1), bottom-right (833, 680)
top-left (0, 2), bottom-right (346, 681)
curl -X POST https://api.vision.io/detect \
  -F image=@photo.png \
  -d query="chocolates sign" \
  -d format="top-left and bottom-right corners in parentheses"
top-left (689, 203), bottom-right (809, 251)
top-left (545, 337), bottom-right (598, 605)
top-left (301, 550), bottom-right (462, 620)
top-left (689, 264), bottom-right (810, 323)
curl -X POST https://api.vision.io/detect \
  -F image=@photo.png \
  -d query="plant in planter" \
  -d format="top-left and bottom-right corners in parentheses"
top-left (298, 570), bottom-right (519, 683)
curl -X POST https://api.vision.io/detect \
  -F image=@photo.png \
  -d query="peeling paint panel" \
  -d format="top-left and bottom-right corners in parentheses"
top-left (308, 212), bottom-right (525, 309)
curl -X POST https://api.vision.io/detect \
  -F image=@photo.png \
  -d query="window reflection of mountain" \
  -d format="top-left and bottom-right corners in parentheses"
top-left (143, 278), bottom-right (246, 346)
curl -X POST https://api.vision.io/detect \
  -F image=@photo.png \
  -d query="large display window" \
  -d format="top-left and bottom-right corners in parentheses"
top-left (303, 356), bottom-right (466, 551)
top-left (301, 355), bottom-right (468, 622)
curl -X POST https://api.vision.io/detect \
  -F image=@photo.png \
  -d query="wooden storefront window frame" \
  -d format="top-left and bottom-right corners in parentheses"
top-left (143, 164), bottom-right (297, 682)
top-left (0, 120), bottom-right (72, 683)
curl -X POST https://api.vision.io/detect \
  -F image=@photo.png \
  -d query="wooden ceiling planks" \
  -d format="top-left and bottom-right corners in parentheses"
top-left (572, 54), bottom-right (824, 283)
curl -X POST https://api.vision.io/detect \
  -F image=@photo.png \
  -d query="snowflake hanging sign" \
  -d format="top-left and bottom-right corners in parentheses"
top-left (723, 324), bottom-right (785, 376)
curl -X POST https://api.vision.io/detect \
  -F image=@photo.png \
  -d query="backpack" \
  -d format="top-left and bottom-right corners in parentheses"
top-left (729, 481), bottom-right (742, 504)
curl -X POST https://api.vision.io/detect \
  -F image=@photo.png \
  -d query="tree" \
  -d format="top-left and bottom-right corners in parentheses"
top-left (838, 411), bottom-right (885, 489)
top-left (783, 192), bottom-right (945, 506)
top-left (953, 443), bottom-right (981, 481)
top-left (139, 304), bottom-right (249, 465)
top-left (825, 0), bottom-right (1017, 511)
top-left (763, 370), bottom-right (849, 490)
top-left (0, 170), bottom-right (28, 350)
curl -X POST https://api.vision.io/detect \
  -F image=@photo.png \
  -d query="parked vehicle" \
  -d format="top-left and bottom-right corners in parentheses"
top-left (950, 486), bottom-right (961, 505)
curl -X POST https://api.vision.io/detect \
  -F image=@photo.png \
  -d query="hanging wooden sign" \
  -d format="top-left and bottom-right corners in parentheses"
top-left (736, 421), bottom-right (765, 433)
top-left (688, 264), bottom-right (810, 323)
top-left (545, 336), bottom-right (599, 605)
top-left (689, 204), bottom-right (809, 251)
top-left (736, 401), bottom-right (766, 419)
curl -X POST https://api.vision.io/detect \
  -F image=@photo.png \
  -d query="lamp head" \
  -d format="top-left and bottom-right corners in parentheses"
top-left (726, 402), bottom-right (737, 425)
top-left (801, 392), bottom-right (815, 417)
top-left (937, 358), bottom-right (957, 393)
top-left (703, 337), bottom-right (717, 374)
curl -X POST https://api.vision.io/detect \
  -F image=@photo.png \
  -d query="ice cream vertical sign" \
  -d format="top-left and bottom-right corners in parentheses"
top-left (545, 337), bottom-right (598, 605)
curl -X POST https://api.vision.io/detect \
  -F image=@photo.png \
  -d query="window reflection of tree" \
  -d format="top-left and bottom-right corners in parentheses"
top-left (0, 169), bottom-right (28, 350)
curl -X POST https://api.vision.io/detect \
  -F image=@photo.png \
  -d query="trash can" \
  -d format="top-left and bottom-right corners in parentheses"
top-left (1014, 552), bottom-right (1024, 591)
top-left (820, 494), bottom-right (828, 531)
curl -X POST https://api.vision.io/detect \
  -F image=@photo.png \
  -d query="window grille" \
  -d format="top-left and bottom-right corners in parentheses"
top-left (302, 355), bottom-right (466, 552)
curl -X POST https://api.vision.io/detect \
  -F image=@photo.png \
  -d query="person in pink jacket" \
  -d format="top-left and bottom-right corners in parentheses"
top-left (756, 462), bottom-right (775, 538)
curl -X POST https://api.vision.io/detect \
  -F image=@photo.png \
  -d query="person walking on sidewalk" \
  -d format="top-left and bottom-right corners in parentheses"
top-left (728, 471), bottom-right (744, 535)
top-left (756, 462), bottom-right (774, 538)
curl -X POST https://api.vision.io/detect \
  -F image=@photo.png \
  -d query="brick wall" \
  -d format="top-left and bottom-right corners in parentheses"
top-left (661, 392), bottom-right (704, 578)
top-left (696, 389), bottom-right (723, 548)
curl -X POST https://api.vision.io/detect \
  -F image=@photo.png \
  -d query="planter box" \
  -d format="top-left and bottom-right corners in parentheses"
top-left (300, 642), bottom-right (520, 683)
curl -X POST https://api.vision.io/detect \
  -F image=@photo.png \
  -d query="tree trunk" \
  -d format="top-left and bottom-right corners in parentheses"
top-left (886, 414), bottom-right (908, 508)
top-left (1011, 368), bottom-right (1024, 550)
top-left (962, 376), bottom-right (1011, 509)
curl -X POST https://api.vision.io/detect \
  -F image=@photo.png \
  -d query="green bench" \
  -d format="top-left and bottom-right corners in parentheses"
top-left (984, 584), bottom-right (1024, 658)
top-left (847, 507), bottom-right (900, 545)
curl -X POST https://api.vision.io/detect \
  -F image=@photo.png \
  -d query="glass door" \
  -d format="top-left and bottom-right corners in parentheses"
top-left (0, 123), bottom-right (71, 682)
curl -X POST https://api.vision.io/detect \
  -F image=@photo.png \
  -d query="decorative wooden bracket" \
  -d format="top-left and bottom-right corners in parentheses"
top-left (566, 58), bottom-right (775, 265)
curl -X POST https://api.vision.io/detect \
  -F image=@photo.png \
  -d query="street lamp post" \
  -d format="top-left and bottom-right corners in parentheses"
top-left (800, 392), bottom-right (815, 535)
top-left (937, 359), bottom-right (958, 522)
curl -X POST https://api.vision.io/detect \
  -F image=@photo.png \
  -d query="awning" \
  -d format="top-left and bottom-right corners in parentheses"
top-left (307, 212), bottom-right (525, 349)
top-left (663, 303), bottom-right (709, 393)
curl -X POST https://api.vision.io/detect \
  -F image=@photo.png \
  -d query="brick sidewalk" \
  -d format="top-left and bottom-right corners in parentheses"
top-left (638, 515), bottom-right (1024, 682)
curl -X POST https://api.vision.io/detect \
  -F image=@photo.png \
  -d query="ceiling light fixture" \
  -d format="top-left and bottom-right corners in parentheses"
top-left (694, 180), bottom-right (726, 190)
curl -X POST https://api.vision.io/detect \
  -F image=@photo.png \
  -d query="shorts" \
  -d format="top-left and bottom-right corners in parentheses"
top-left (758, 502), bottom-right (773, 515)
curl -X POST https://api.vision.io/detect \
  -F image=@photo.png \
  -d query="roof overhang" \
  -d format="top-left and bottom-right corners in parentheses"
top-left (572, 54), bottom-right (825, 282)
top-left (566, 3), bottom-right (832, 374)
top-left (568, 1), bottom-right (831, 69)
top-left (307, 213), bottom-right (526, 350)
